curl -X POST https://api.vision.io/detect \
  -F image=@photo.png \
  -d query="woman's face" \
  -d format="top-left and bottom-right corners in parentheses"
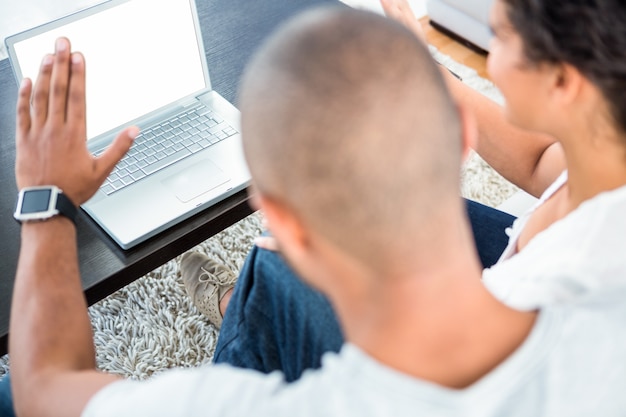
top-left (487, 0), bottom-right (553, 133)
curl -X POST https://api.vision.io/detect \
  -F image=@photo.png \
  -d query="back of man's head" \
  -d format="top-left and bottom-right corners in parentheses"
top-left (240, 7), bottom-right (463, 268)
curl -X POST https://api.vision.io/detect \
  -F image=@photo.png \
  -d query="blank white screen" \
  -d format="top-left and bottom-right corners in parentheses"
top-left (12, 0), bottom-right (207, 140)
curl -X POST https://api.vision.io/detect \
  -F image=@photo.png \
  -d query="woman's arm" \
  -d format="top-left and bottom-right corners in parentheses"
top-left (444, 71), bottom-right (565, 197)
top-left (381, 0), bottom-right (565, 197)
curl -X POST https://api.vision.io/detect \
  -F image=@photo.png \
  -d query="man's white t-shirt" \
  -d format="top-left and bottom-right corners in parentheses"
top-left (483, 171), bottom-right (626, 309)
top-left (84, 292), bottom-right (626, 416)
top-left (84, 172), bottom-right (626, 416)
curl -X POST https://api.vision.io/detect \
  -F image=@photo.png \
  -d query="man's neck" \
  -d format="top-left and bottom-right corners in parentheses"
top-left (333, 249), bottom-right (536, 389)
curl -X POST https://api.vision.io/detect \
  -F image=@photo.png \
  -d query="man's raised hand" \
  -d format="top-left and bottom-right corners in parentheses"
top-left (15, 37), bottom-right (138, 206)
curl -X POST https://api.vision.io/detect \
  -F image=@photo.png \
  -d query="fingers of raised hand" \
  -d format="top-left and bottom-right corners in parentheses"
top-left (31, 54), bottom-right (53, 126)
top-left (94, 127), bottom-right (138, 183)
top-left (49, 38), bottom-right (72, 121)
top-left (16, 78), bottom-right (33, 137)
top-left (28, 38), bottom-right (75, 132)
top-left (15, 37), bottom-right (136, 205)
top-left (67, 52), bottom-right (86, 126)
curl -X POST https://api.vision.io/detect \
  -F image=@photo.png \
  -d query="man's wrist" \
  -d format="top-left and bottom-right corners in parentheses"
top-left (20, 215), bottom-right (77, 255)
top-left (21, 215), bottom-right (76, 232)
top-left (14, 186), bottom-right (78, 225)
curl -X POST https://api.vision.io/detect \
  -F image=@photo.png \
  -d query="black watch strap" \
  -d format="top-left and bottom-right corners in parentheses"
top-left (56, 192), bottom-right (78, 225)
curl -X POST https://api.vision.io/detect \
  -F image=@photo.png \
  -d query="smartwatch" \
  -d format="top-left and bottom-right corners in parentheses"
top-left (14, 186), bottom-right (77, 225)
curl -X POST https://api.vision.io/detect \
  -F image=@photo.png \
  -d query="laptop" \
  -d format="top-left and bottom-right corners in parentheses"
top-left (5, 0), bottom-right (251, 249)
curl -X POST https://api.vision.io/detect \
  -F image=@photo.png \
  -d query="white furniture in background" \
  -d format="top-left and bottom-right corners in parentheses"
top-left (427, 0), bottom-right (493, 51)
top-left (339, 0), bottom-right (428, 18)
top-left (497, 189), bottom-right (537, 218)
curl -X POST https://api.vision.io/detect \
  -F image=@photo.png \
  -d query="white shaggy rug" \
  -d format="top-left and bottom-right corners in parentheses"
top-left (0, 48), bottom-right (518, 380)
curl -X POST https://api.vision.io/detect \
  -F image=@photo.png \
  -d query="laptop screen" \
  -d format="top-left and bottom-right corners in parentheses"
top-left (9, 0), bottom-right (207, 140)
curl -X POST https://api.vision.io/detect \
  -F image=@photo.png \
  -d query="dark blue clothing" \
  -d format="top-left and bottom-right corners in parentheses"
top-left (0, 375), bottom-right (15, 417)
top-left (214, 200), bottom-right (515, 382)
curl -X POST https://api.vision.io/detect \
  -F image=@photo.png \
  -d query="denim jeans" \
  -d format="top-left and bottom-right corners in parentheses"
top-left (0, 374), bottom-right (15, 417)
top-left (214, 199), bottom-right (516, 382)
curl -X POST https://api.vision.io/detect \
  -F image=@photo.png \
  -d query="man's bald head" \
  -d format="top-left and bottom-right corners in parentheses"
top-left (240, 7), bottom-right (463, 267)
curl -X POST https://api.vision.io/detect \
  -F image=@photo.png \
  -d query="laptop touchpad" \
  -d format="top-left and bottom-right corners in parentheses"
top-left (162, 160), bottom-right (230, 203)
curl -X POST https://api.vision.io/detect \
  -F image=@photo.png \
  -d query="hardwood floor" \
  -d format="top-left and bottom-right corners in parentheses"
top-left (420, 16), bottom-right (490, 80)
top-left (339, 0), bottom-right (490, 80)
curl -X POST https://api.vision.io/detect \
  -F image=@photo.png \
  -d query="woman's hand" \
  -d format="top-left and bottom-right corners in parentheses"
top-left (380, 0), bottom-right (426, 43)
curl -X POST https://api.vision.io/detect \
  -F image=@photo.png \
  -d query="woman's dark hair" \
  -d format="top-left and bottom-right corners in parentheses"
top-left (502, 0), bottom-right (626, 134)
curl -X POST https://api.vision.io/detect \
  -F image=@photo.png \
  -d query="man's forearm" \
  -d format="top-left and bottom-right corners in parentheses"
top-left (10, 218), bottom-right (96, 405)
top-left (8, 37), bottom-right (131, 416)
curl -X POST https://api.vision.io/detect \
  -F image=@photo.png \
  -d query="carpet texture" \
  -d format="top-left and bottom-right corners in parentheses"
top-left (0, 48), bottom-right (518, 380)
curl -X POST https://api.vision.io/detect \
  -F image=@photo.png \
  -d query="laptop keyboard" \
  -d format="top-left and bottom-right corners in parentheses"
top-left (97, 104), bottom-right (238, 195)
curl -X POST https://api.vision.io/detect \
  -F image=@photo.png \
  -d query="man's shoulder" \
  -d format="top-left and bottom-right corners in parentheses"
top-left (82, 308), bottom-right (626, 417)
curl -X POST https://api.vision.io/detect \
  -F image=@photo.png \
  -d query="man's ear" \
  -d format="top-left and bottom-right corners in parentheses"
top-left (256, 193), bottom-right (310, 255)
top-left (457, 103), bottom-right (477, 161)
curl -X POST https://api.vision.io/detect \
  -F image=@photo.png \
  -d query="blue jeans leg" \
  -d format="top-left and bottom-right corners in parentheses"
top-left (0, 374), bottom-right (16, 417)
top-left (214, 199), bottom-right (515, 381)
top-left (466, 199), bottom-right (515, 268)
top-left (214, 246), bottom-right (343, 382)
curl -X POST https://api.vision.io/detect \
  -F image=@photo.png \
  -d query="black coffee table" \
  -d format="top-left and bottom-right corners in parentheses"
top-left (0, 0), bottom-right (340, 355)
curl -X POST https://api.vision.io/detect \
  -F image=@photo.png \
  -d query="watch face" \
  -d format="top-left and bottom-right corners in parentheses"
top-left (21, 189), bottom-right (53, 213)
top-left (14, 186), bottom-right (59, 222)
